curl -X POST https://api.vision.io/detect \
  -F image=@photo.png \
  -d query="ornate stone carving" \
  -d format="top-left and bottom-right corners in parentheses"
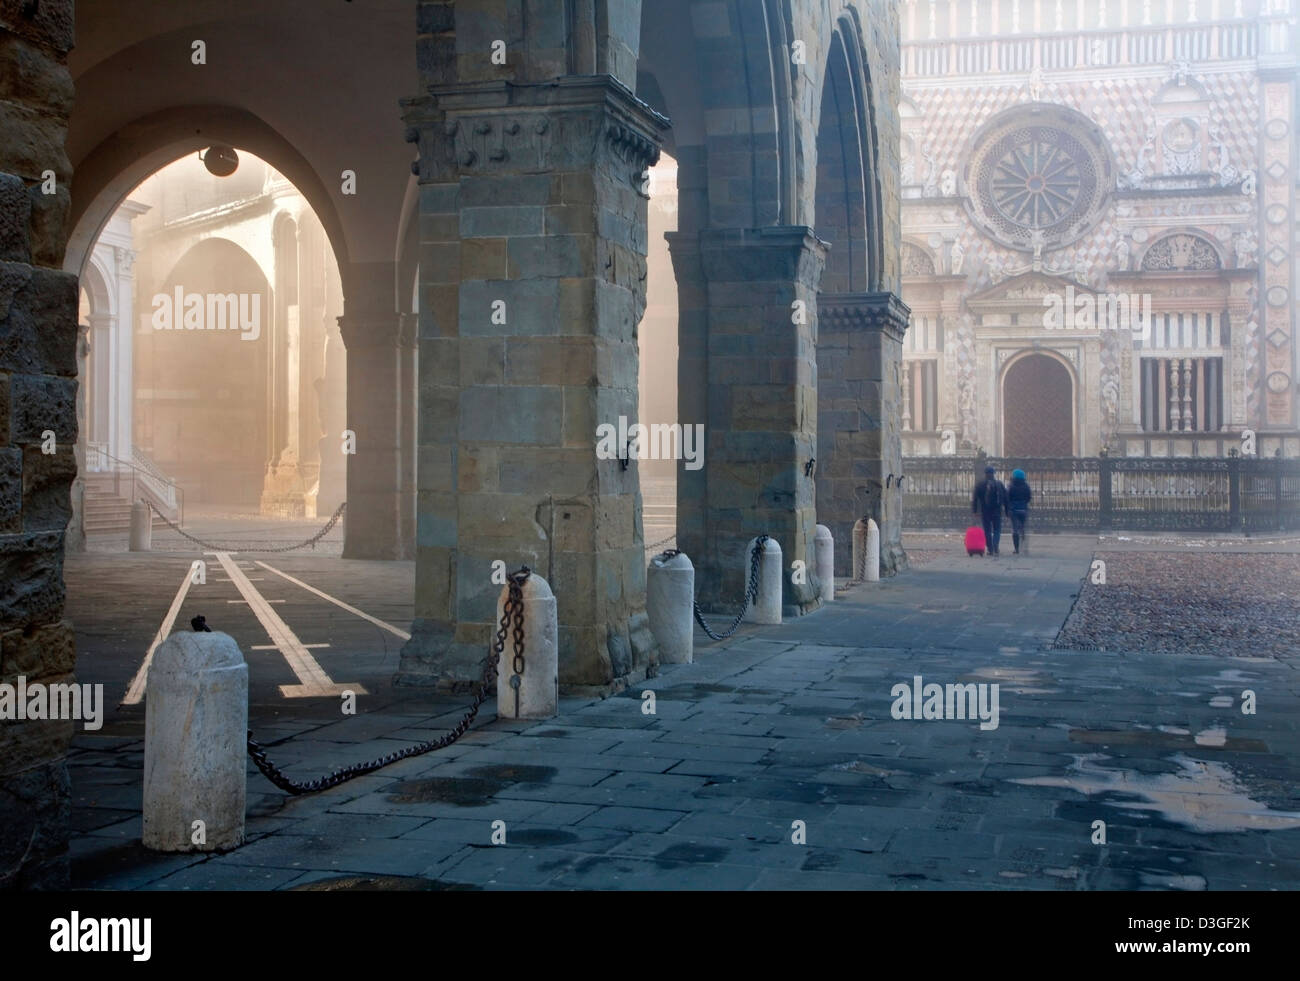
top-left (901, 241), bottom-right (936, 276)
top-left (407, 79), bottom-right (667, 188)
top-left (1141, 233), bottom-right (1222, 271)
top-left (965, 105), bottom-right (1112, 253)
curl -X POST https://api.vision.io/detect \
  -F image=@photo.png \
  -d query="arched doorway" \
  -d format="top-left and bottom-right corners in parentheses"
top-left (1002, 353), bottom-right (1075, 457)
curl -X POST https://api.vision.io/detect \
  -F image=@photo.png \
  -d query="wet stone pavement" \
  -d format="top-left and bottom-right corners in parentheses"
top-left (69, 535), bottom-right (1300, 890)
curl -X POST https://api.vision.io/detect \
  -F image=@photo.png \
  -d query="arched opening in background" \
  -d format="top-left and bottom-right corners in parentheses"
top-left (1002, 352), bottom-right (1075, 457)
top-left (71, 150), bottom-right (346, 545)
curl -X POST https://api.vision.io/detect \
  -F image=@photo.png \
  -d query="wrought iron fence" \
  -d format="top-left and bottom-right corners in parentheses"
top-left (902, 455), bottom-right (1300, 533)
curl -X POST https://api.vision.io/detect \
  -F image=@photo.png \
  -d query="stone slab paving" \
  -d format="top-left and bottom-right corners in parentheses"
top-left (67, 534), bottom-right (1300, 890)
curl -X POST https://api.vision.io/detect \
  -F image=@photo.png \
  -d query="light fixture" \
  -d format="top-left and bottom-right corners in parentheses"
top-left (201, 145), bottom-right (239, 177)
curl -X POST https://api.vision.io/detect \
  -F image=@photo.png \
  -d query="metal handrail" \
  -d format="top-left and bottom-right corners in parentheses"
top-left (84, 446), bottom-right (184, 526)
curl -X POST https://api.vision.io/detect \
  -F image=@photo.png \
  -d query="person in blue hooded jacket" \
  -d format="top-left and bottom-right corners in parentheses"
top-left (1006, 468), bottom-right (1032, 554)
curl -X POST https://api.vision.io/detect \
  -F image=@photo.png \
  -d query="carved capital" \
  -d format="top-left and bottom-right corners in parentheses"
top-left (406, 77), bottom-right (668, 192)
top-left (337, 314), bottom-right (401, 351)
top-left (819, 291), bottom-right (912, 343)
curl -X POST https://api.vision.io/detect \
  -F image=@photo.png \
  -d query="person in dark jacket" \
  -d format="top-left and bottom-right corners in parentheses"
top-left (971, 465), bottom-right (1008, 556)
top-left (1007, 468), bottom-right (1032, 555)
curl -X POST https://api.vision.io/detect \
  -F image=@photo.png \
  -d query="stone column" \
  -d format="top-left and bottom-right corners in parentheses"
top-left (816, 291), bottom-right (910, 576)
top-left (670, 226), bottom-right (826, 615)
top-left (396, 76), bottom-right (667, 690)
top-left (338, 265), bottom-right (402, 559)
top-left (397, 312), bottom-right (418, 560)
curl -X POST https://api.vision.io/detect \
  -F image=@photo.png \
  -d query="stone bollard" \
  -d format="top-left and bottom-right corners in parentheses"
top-left (647, 551), bottom-right (694, 664)
top-left (129, 501), bottom-right (152, 551)
top-left (496, 573), bottom-right (558, 720)
top-left (853, 518), bottom-right (881, 582)
top-left (814, 524), bottom-right (835, 603)
top-left (143, 631), bottom-right (248, 852)
top-left (745, 536), bottom-right (782, 625)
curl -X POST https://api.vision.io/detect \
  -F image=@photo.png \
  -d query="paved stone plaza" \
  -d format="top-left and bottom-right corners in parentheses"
top-left (65, 533), bottom-right (1300, 890)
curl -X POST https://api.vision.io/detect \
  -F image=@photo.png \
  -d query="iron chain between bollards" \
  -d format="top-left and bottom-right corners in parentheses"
top-left (246, 567), bottom-right (532, 795)
top-left (144, 500), bottom-right (347, 553)
top-left (661, 535), bottom-right (768, 642)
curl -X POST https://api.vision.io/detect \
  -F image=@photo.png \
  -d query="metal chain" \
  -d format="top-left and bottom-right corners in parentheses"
top-left (143, 500), bottom-right (346, 553)
top-left (662, 535), bottom-right (768, 642)
top-left (644, 533), bottom-right (677, 553)
top-left (246, 568), bottom-right (531, 795)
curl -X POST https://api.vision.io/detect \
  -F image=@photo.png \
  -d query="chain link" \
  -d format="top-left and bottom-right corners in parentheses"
top-left (644, 533), bottom-right (677, 554)
top-left (143, 500), bottom-right (347, 554)
top-left (246, 568), bottom-right (532, 795)
top-left (659, 535), bottom-right (768, 642)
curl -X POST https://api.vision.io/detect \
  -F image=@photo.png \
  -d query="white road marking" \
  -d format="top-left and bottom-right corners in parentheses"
top-left (213, 552), bottom-right (365, 698)
top-left (122, 563), bottom-right (194, 705)
top-left (227, 598), bottom-right (285, 604)
top-left (254, 561), bottom-right (412, 640)
top-left (251, 643), bottom-right (330, 650)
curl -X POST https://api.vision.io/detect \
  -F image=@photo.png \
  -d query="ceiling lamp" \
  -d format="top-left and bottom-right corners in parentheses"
top-left (201, 145), bottom-right (239, 177)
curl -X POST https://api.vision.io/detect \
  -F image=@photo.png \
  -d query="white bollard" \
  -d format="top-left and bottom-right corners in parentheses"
top-left (647, 551), bottom-right (694, 664)
top-left (745, 536), bottom-right (782, 625)
top-left (143, 631), bottom-right (248, 852)
top-left (129, 501), bottom-right (151, 551)
top-left (814, 524), bottom-right (834, 603)
top-left (852, 518), bottom-right (881, 582)
top-left (496, 573), bottom-right (558, 720)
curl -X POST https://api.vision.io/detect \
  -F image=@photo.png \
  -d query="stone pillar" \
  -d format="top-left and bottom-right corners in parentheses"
top-left (338, 265), bottom-right (402, 559)
top-left (668, 227), bottom-right (826, 617)
top-left (0, 0), bottom-right (78, 889)
top-left (396, 76), bottom-right (667, 690)
top-left (397, 313), bottom-right (418, 560)
top-left (816, 291), bottom-right (911, 576)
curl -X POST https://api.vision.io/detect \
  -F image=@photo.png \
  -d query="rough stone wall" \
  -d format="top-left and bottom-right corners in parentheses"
top-left (0, 0), bottom-right (77, 890)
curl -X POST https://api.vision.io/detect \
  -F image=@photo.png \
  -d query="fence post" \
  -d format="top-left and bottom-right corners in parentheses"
top-left (1275, 458), bottom-right (1284, 532)
top-left (1228, 452), bottom-right (1242, 533)
top-left (1098, 451), bottom-right (1113, 531)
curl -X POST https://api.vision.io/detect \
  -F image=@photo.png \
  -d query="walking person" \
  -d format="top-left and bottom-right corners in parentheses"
top-left (1007, 468), bottom-right (1032, 555)
top-left (971, 465), bottom-right (1008, 557)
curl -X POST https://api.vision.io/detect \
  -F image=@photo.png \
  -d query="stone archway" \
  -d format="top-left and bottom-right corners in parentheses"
top-left (1002, 353), bottom-right (1075, 457)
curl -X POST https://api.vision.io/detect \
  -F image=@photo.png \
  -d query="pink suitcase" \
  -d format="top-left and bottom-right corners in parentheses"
top-left (965, 525), bottom-right (986, 556)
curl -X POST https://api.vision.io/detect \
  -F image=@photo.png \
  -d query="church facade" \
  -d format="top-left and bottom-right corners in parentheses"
top-left (898, 0), bottom-right (1298, 460)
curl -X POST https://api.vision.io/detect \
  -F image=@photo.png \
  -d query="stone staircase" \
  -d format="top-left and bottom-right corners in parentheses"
top-left (82, 477), bottom-right (168, 539)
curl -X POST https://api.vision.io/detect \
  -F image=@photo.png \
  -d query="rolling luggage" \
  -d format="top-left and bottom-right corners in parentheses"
top-left (965, 525), bottom-right (986, 557)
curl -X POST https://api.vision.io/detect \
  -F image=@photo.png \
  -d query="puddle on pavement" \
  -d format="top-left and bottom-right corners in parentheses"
top-left (1010, 753), bottom-right (1300, 833)
top-left (959, 666), bottom-right (1058, 694)
top-left (825, 713), bottom-right (866, 729)
top-left (386, 764), bottom-right (556, 806)
top-left (832, 759), bottom-right (899, 776)
top-left (1067, 728), bottom-right (1267, 753)
top-left (288, 874), bottom-right (478, 891)
top-left (510, 829), bottom-right (578, 846)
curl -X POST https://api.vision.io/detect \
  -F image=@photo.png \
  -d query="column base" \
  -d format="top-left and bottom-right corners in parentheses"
top-left (394, 618), bottom-right (487, 689)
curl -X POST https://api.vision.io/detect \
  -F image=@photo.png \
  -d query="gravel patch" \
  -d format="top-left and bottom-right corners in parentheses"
top-left (1055, 551), bottom-right (1300, 658)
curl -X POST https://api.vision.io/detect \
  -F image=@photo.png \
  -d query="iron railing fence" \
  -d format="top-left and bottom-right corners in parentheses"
top-left (902, 455), bottom-right (1300, 533)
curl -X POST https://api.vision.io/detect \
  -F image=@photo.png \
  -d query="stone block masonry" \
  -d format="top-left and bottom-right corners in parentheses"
top-left (0, 0), bottom-right (78, 890)
top-left (398, 73), bottom-right (668, 692)
top-left (816, 292), bottom-right (910, 576)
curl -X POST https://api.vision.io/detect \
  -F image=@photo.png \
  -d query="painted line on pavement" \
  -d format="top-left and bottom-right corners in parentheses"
top-left (214, 552), bottom-right (365, 698)
top-left (254, 560), bottom-right (412, 640)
